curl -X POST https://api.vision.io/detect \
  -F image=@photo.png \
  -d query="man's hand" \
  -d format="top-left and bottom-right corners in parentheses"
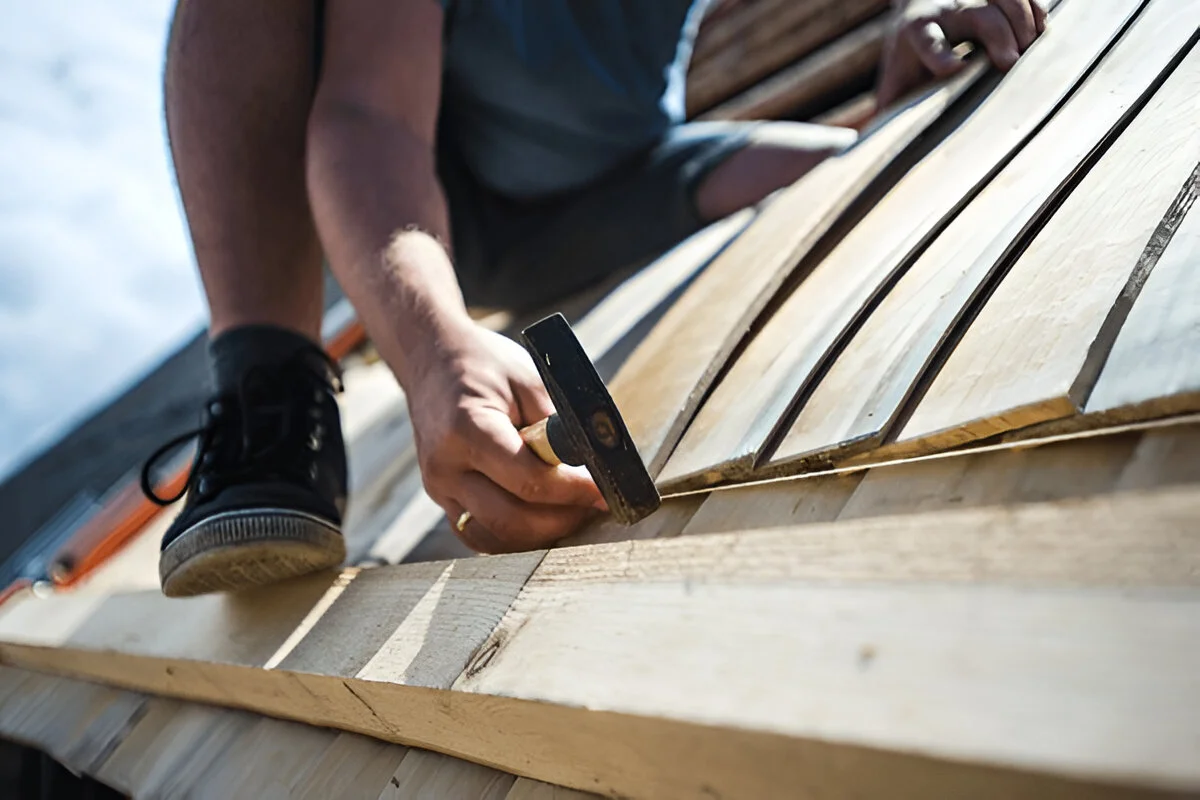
top-left (406, 322), bottom-right (606, 553)
top-left (877, 0), bottom-right (1048, 108)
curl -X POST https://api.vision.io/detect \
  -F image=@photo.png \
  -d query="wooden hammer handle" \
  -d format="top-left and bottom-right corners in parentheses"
top-left (519, 417), bottom-right (563, 466)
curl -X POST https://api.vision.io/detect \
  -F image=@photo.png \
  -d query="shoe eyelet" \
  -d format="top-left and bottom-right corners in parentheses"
top-left (201, 452), bottom-right (216, 468)
top-left (209, 401), bottom-right (224, 418)
top-left (196, 477), bottom-right (212, 497)
top-left (308, 464), bottom-right (319, 483)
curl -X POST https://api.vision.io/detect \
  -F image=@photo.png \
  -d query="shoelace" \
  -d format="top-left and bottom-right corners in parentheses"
top-left (140, 348), bottom-right (342, 507)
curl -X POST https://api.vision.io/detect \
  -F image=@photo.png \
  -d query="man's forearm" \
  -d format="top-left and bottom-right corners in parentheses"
top-left (306, 98), bottom-right (474, 388)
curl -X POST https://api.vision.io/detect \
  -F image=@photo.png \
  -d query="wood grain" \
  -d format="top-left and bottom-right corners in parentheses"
top-left (687, 0), bottom-right (889, 115)
top-left (657, 0), bottom-right (1144, 491)
top-left (894, 44), bottom-right (1200, 455)
top-left (1086, 171), bottom-right (1200, 418)
top-left (3, 488), bottom-right (1200, 798)
top-left (699, 16), bottom-right (887, 122)
top-left (615, 74), bottom-right (974, 479)
top-left (767, 1), bottom-right (1200, 472)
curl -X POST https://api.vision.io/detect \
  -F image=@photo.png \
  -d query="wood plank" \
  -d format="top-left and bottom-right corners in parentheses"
top-left (699, 16), bottom-right (887, 122)
top-left (615, 73), bottom-right (976, 478)
top-left (506, 778), bottom-right (602, 800)
top-left (560, 495), bottom-right (708, 547)
top-left (2, 489), bottom-right (1200, 797)
top-left (382, 749), bottom-right (515, 800)
top-left (686, 0), bottom-right (889, 115)
top-left (1086, 177), bottom-right (1200, 419)
top-left (294, 732), bottom-right (412, 800)
top-left (0, 670), bottom-right (146, 776)
top-left (892, 42), bottom-right (1200, 456)
top-left (657, 0), bottom-right (1145, 491)
top-left (838, 431), bottom-right (1142, 521)
top-left (767, 2), bottom-right (1200, 472)
top-left (688, 418), bottom-right (1200, 539)
top-left (680, 472), bottom-right (864, 536)
top-left (190, 716), bottom-right (341, 800)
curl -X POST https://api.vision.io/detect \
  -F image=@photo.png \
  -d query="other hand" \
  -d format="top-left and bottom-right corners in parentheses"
top-left (877, 0), bottom-right (1048, 108)
top-left (406, 323), bottom-right (606, 553)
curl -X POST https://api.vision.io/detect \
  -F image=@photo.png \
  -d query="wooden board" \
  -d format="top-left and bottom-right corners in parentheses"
top-left (614, 73), bottom-right (976, 479)
top-left (1086, 174), bottom-right (1200, 418)
top-left (681, 416), bottom-right (1200, 540)
top-left (699, 16), bottom-right (887, 122)
top-left (892, 43), bottom-right (1200, 456)
top-left (0, 665), bottom-right (556, 800)
top-left (3, 487), bottom-right (1200, 798)
top-left (766, 1), bottom-right (1200, 472)
top-left (656, 0), bottom-right (1145, 491)
top-left (686, 0), bottom-right (889, 115)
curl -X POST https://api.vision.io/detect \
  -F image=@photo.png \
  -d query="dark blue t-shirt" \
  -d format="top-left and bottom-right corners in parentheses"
top-left (437, 0), bottom-right (709, 198)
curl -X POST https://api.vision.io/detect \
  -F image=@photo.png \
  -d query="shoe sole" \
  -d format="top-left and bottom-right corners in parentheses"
top-left (159, 509), bottom-right (346, 598)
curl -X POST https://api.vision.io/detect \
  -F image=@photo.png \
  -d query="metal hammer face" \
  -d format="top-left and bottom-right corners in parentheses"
top-left (519, 313), bottom-right (661, 525)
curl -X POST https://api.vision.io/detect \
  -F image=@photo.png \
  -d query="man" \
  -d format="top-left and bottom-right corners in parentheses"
top-left (144, 0), bottom-right (1045, 596)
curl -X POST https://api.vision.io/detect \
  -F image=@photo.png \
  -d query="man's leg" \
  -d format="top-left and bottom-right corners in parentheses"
top-left (693, 122), bottom-right (858, 222)
top-left (165, 0), bottom-right (325, 339)
top-left (149, 0), bottom-right (348, 598)
top-left (472, 120), bottom-right (857, 312)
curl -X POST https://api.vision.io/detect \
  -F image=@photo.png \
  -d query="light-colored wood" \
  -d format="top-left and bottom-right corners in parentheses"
top-left (1116, 425), bottom-right (1200, 491)
top-left (294, 732), bottom-right (412, 800)
top-left (615, 73), bottom-right (975, 479)
top-left (769, 3), bottom-right (1200, 471)
top-left (92, 695), bottom-right (242, 797)
top-left (561, 495), bottom-right (708, 547)
top-left (681, 472), bottom-right (863, 536)
top-left (506, 778), bottom-right (602, 800)
top-left (0, 668), bottom-right (147, 775)
top-left (812, 91), bottom-right (878, 128)
top-left (189, 716), bottom-right (342, 800)
top-left (687, 0), bottom-right (889, 115)
top-left (839, 431), bottom-right (1143, 521)
top-left (700, 16), bottom-right (887, 122)
top-left (1087, 175), bottom-right (1200, 418)
top-left (892, 44), bottom-right (1200, 456)
top-left (657, 0), bottom-right (1144, 491)
top-left (2, 488), bottom-right (1199, 798)
top-left (382, 748), bottom-right (516, 800)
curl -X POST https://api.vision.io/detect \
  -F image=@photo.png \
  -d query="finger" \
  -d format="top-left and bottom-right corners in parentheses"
top-left (907, 21), bottom-right (967, 78)
top-left (440, 498), bottom-right (509, 554)
top-left (991, 0), bottom-right (1038, 50)
top-left (509, 367), bottom-right (556, 426)
top-left (457, 471), bottom-right (590, 552)
top-left (471, 408), bottom-right (606, 508)
top-left (1031, 0), bottom-right (1048, 33)
top-left (945, 5), bottom-right (1020, 71)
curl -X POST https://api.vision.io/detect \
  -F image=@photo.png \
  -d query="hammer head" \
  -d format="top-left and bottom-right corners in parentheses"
top-left (521, 313), bottom-right (661, 525)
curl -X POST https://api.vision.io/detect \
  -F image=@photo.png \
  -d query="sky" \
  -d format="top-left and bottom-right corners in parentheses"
top-left (0, 0), bottom-right (204, 482)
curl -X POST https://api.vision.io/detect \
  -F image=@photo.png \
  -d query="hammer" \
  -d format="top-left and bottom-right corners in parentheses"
top-left (517, 313), bottom-right (661, 525)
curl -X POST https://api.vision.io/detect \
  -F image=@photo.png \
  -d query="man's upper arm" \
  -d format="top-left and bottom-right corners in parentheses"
top-left (315, 0), bottom-right (445, 145)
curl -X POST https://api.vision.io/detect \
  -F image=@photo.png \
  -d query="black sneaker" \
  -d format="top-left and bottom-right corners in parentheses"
top-left (141, 345), bottom-right (348, 597)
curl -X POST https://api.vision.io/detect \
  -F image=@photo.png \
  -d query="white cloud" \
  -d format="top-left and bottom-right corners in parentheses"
top-left (0, 0), bottom-right (204, 481)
